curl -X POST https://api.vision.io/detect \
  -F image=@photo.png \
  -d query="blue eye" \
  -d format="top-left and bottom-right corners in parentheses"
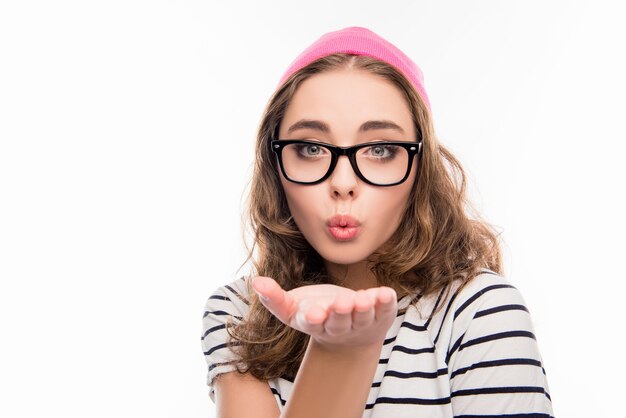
top-left (364, 144), bottom-right (399, 160)
top-left (294, 144), bottom-right (328, 158)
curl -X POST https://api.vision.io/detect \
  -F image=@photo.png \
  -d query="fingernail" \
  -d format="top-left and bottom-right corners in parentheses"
top-left (256, 290), bottom-right (270, 302)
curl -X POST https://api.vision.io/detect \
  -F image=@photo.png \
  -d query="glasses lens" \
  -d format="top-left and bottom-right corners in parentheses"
top-left (279, 142), bottom-right (411, 185)
top-left (356, 144), bottom-right (409, 185)
top-left (281, 143), bottom-right (332, 182)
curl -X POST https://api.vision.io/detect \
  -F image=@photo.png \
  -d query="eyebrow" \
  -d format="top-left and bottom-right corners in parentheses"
top-left (286, 119), bottom-right (405, 135)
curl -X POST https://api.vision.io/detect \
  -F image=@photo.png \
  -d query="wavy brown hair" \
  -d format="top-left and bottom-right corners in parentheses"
top-left (225, 53), bottom-right (503, 382)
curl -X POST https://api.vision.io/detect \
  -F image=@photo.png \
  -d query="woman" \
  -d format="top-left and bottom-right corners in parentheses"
top-left (201, 26), bottom-right (554, 417)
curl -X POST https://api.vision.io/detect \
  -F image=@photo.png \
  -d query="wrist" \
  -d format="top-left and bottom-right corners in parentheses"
top-left (309, 337), bottom-right (384, 358)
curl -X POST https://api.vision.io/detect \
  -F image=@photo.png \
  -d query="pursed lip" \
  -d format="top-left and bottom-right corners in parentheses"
top-left (326, 213), bottom-right (361, 228)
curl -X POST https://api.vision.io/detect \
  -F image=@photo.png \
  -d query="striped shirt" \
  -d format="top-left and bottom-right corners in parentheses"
top-left (201, 269), bottom-right (555, 417)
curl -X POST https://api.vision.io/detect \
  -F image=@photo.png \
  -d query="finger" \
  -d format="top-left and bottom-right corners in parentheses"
top-left (352, 289), bottom-right (375, 329)
top-left (324, 292), bottom-right (354, 336)
top-left (294, 304), bottom-right (326, 335)
top-left (374, 287), bottom-right (398, 322)
top-left (364, 287), bottom-right (380, 304)
top-left (252, 276), bottom-right (296, 324)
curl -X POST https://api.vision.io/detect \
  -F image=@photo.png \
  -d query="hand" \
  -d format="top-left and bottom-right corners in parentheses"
top-left (251, 276), bottom-right (398, 351)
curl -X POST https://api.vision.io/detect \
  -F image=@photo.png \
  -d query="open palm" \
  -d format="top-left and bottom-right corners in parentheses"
top-left (252, 276), bottom-right (398, 350)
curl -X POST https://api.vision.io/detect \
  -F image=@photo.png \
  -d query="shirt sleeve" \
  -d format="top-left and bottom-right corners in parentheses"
top-left (200, 276), bottom-right (251, 403)
top-left (446, 274), bottom-right (555, 417)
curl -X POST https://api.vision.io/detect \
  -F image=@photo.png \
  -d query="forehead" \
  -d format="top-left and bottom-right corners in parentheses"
top-left (280, 69), bottom-right (416, 139)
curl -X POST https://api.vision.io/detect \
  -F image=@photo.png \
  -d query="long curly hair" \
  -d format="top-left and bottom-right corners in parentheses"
top-left (225, 53), bottom-right (503, 382)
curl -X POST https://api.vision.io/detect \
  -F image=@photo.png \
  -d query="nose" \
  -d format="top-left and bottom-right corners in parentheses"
top-left (328, 155), bottom-right (358, 198)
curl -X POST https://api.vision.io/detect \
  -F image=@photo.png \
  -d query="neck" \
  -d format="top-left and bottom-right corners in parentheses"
top-left (324, 259), bottom-right (378, 291)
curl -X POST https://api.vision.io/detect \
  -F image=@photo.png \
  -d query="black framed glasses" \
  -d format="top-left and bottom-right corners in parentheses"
top-left (270, 139), bottom-right (422, 186)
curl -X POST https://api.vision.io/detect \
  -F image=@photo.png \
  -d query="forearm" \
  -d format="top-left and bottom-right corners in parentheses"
top-left (280, 339), bottom-right (382, 418)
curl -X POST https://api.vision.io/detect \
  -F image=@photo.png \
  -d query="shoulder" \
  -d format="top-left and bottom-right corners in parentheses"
top-left (442, 269), bottom-right (541, 367)
top-left (449, 269), bottom-right (527, 322)
top-left (202, 275), bottom-right (252, 321)
top-left (200, 275), bottom-right (254, 399)
top-left (424, 269), bottom-right (527, 330)
top-left (441, 273), bottom-right (554, 414)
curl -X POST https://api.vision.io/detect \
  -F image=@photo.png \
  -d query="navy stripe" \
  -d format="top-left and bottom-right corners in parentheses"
top-left (448, 331), bottom-right (536, 364)
top-left (201, 323), bottom-right (226, 340)
top-left (451, 386), bottom-right (547, 398)
top-left (270, 387), bottom-right (287, 405)
top-left (424, 287), bottom-right (446, 328)
top-left (460, 330), bottom-right (536, 351)
top-left (389, 297), bottom-right (430, 337)
top-left (366, 395), bottom-right (451, 408)
top-left (204, 341), bottom-right (242, 356)
top-left (384, 335), bottom-right (397, 345)
top-left (455, 414), bottom-right (552, 418)
top-left (447, 332), bottom-right (465, 364)
top-left (203, 310), bottom-right (242, 321)
top-left (203, 310), bottom-right (229, 317)
top-left (435, 273), bottom-right (511, 347)
top-left (454, 284), bottom-right (516, 320)
top-left (450, 358), bottom-right (544, 379)
top-left (391, 345), bottom-right (436, 355)
top-left (433, 287), bottom-right (462, 344)
top-left (209, 295), bottom-right (230, 301)
top-left (399, 320), bottom-right (428, 332)
top-left (224, 284), bottom-right (250, 305)
top-left (474, 304), bottom-right (528, 318)
top-left (384, 367), bottom-right (448, 379)
top-left (204, 342), bottom-right (228, 356)
top-left (208, 360), bottom-right (237, 372)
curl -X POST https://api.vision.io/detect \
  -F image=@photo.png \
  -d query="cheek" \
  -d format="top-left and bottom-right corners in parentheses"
top-left (372, 187), bottom-right (412, 229)
top-left (281, 182), bottom-right (321, 226)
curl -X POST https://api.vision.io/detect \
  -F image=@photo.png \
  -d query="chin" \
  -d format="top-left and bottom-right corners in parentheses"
top-left (315, 245), bottom-right (373, 266)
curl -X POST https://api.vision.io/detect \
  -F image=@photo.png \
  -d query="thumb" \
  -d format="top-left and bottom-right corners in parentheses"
top-left (252, 276), bottom-right (295, 324)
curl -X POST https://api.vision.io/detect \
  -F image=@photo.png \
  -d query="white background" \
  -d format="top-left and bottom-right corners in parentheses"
top-left (1, 1), bottom-right (624, 417)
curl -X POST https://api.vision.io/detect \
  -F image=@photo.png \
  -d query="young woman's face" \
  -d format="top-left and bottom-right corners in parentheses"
top-left (277, 68), bottom-right (418, 271)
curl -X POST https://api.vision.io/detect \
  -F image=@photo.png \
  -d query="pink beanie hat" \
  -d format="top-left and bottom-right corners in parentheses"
top-left (277, 26), bottom-right (431, 112)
